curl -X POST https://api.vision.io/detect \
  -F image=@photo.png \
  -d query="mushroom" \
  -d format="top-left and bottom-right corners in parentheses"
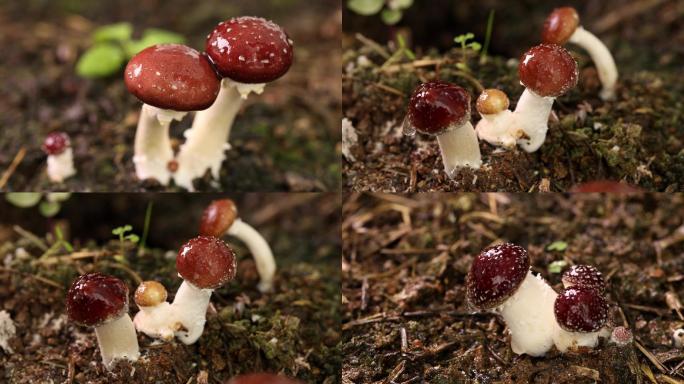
top-left (674, 329), bottom-right (684, 348)
top-left (610, 326), bottom-right (633, 346)
top-left (404, 81), bottom-right (481, 178)
top-left (227, 373), bottom-right (302, 384)
top-left (171, 236), bottom-right (237, 344)
top-left (474, 89), bottom-right (516, 148)
top-left (66, 273), bottom-right (140, 369)
top-left (466, 243), bottom-right (558, 356)
top-left (124, 44), bottom-right (220, 185)
top-left (570, 180), bottom-right (641, 193)
top-left (562, 264), bottom-right (605, 294)
top-left (174, 17), bottom-right (294, 191)
top-left (542, 7), bottom-right (618, 100)
top-left (199, 199), bottom-right (276, 292)
top-left (132, 281), bottom-right (176, 341)
top-left (513, 43), bottom-right (578, 152)
top-left (552, 286), bottom-right (609, 352)
top-left (42, 131), bottom-right (76, 183)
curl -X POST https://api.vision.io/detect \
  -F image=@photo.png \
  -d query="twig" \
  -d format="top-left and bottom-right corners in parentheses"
top-left (12, 225), bottom-right (48, 251)
top-left (372, 83), bottom-right (405, 97)
top-left (0, 267), bottom-right (63, 289)
top-left (99, 261), bottom-right (143, 285)
top-left (635, 340), bottom-right (667, 373)
top-left (0, 146), bottom-right (26, 189)
top-left (355, 33), bottom-right (390, 59)
top-left (360, 277), bottom-right (369, 312)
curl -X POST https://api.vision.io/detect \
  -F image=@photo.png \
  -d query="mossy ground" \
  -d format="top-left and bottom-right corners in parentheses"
top-left (342, 193), bottom-right (684, 383)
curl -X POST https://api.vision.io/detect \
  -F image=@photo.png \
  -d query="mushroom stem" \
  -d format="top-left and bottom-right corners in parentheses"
top-left (476, 110), bottom-right (516, 148)
top-left (46, 148), bottom-right (76, 182)
top-left (227, 219), bottom-right (276, 292)
top-left (513, 89), bottom-right (555, 152)
top-left (569, 27), bottom-right (618, 101)
top-left (94, 314), bottom-right (140, 369)
top-left (553, 327), bottom-right (600, 352)
top-left (133, 302), bottom-right (176, 341)
top-left (435, 121), bottom-right (482, 178)
top-left (497, 271), bottom-right (558, 356)
top-left (133, 104), bottom-right (181, 184)
top-left (170, 281), bottom-right (212, 344)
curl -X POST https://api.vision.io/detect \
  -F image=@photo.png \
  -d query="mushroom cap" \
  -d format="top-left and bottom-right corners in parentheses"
top-left (466, 243), bottom-right (530, 309)
top-left (610, 326), bottom-right (633, 345)
top-left (134, 281), bottom-right (168, 307)
top-left (124, 44), bottom-right (220, 111)
top-left (542, 7), bottom-right (580, 45)
top-left (407, 81), bottom-right (471, 136)
top-left (554, 286), bottom-right (609, 333)
top-left (570, 180), bottom-right (642, 193)
top-left (227, 373), bottom-right (302, 384)
top-left (42, 132), bottom-right (70, 156)
top-left (199, 199), bottom-right (238, 237)
top-left (176, 236), bottom-right (237, 289)
top-left (562, 265), bottom-right (606, 294)
top-left (518, 44), bottom-right (578, 98)
top-left (476, 89), bottom-right (510, 115)
top-left (206, 16), bottom-right (294, 84)
top-left (66, 273), bottom-right (129, 327)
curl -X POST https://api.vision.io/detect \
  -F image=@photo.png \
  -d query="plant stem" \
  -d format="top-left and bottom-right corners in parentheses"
top-left (481, 10), bottom-right (495, 63)
top-left (139, 202), bottom-right (153, 256)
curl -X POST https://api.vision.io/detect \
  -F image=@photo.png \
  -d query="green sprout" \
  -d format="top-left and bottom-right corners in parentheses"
top-left (76, 22), bottom-right (185, 79)
top-left (381, 34), bottom-right (415, 68)
top-left (138, 202), bottom-right (153, 256)
top-left (347, 0), bottom-right (414, 25)
top-left (38, 224), bottom-right (74, 261)
top-left (480, 10), bottom-right (495, 64)
top-left (453, 33), bottom-right (481, 72)
top-left (112, 225), bottom-right (140, 263)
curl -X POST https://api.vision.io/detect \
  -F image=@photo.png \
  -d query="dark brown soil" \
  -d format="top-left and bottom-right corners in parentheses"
top-left (0, 193), bottom-right (341, 383)
top-left (0, 0), bottom-right (342, 192)
top-left (342, 193), bottom-right (684, 383)
top-left (342, 0), bottom-right (684, 192)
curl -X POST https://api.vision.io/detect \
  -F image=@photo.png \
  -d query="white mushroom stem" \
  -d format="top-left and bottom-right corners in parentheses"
top-left (512, 89), bottom-right (555, 153)
top-left (552, 327), bottom-right (600, 352)
top-left (496, 271), bottom-right (558, 356)
top-left (475, 110), bottom-right (517, 148)
top-left (569, 26), bottom-right (618, 101)
top-left (94, 313), bottom-right (140, 369)
top-left (174, 80), bottom-right (265, 191)
top-left (133, 104), bottom-right (186, 185)
top-left (227, 219), bottom-right (276, 292)
top-left (133, 302), bottom-right (176, 341)
top-left (46, 148), bottom-right (76, 183)
top-left (435, 121), bottom-right (482, 178)
top-left (170, 281), bottom-right (212, 345)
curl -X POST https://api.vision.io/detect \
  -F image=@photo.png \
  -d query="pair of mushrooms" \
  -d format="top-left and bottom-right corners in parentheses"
top-left (404, 6), bottom-right (618, 178)
top-left (466, 243), bottom-right (614, 356)
top-left (65, 199), bottom-right (275, 370)
top-left (124, 16), bottom-right (294, 190)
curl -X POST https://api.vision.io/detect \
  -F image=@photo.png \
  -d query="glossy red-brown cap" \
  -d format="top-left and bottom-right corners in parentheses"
top-left (554, 286), bottom-right (609, 333)
top-left (176, 236), bottom-right (237, 289)
top-left (562, 265), bottom-right (606, 294)
top-left (206, 17), bottom-right (294, 84)
top-left (42, 132), bottom-right (71, 155)
top-left (199, 199), bottom-right (238, 237)
top-left (226, 373), bottom-right (302, 384)
top-left (466, 243), bottom-right (530, 309)
top-left (134, 281), bottom-right (168, 307)
top-left (570, 180), bottom-right (642, 193)
top-left (610, 326), bottom-right (633, 345)
top-left (519, 44), bottom-right (578, 97)
top-left (476, 89), bottom-right (509, 115)
top-left (407, 81), bottom-right (471, 136)
top-left (124, 44), bottom-right (220, 111)
top-left (542, 7), bottom-right (580, 45)
top-left (66, 273), bottom-right (129, 327)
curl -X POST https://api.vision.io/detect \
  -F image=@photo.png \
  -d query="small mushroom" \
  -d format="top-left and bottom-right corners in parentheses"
top-left (124, 44), bottom-right (220, 185)
top-left (562, 264), bottom-right (606, 294)
top-left (466, 243), bottom-right (558, 356)
top-left (227, 373), bottom-right (302, 384)
top-left (610, 326), bottom-right (633, 346)
top-left (132, 281), bottom-right (176, 341)
top-left (570, 180), bottom-right (642, 193)
top-left (42, 132), bottom-right (76, 183)
top-left (174, 17), bottom-right (294, 191)
top-left (200, 199), bottom-right (276, 292)
top-left (171, 236), bottom-right (237, 344)
top-left (674, 329), bottom-right (684, 348)
top-left (553, 286), bottom-right (609, 352)
top-left (542, 7), bottom-right (618, 100)
top-left (404, 81), bottom-right (481, 178)
top-left (66, 273), bottom-right (140, 369)
top-left (474, 89), bottom-right (516, 148)
top-left (513, 43), bottom-right (578, 152)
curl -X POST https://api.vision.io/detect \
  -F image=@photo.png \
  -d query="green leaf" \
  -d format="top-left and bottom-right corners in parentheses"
top-left (455, 62), bottom-right (468, 70)
top-left (548, 260), bottom-right (568, 274)
top-left (469, 42), bottom-right (482, 51)
top-left (126, 234), bottom-right (140, 243)
top-left (123, 29), bottom-right (186, 58)
top-left (39, 201), bottom-right (61, 217)
top-left (92, 22), bottom-right (133, 44)
top-left (547, 241), bottom-right (568, 251)
top-left (46, 192), bottom-right (71, 203)
top-left (6, 193), bottom-right (42, 208)
top-left (381, 9), bottom-right (403, 25)
top-left (394, 0), bottom-right (413, 9)
top-left (454, 35), bottom-right (466, 44)
top-left (76, 43), bottom-right (125, 78)
top-left (347, 0), bottom-right (384, 15)
top-left (112, 226), bottom-right (126, 236)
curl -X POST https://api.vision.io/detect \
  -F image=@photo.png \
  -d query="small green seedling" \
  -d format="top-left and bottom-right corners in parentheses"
top-left (547, 259), bottom-right (568, 274)
top-left (381, 34), bottom-right (415, 68)
top-left (453, 33), bottom-right (481, 72)
top-left (77, 22), bottom-right (185, 79)
top-left (112, 225), bottom-right (140, 262)
top-left (547, 240), bottom-right (568, 252)
top-left (347, 0), bottom-right (414, 25)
